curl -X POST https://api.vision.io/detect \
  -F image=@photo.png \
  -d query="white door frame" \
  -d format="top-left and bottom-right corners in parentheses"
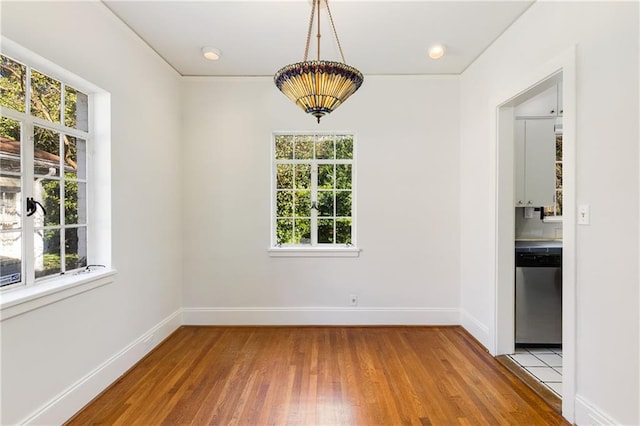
top-left (493, 47), bottom-right (577, 422)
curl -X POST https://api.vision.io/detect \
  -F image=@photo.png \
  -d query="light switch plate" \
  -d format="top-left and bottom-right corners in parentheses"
top-left (578, 204), bottom-right (590, 225)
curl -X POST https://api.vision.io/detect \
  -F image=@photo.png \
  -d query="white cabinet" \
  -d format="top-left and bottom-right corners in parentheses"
top-left (515, 119), bottom-right (556, 207)
top-left (515, 83), bottom-right (563, 118)
top-left (557, 82), bottom-right (563, 116)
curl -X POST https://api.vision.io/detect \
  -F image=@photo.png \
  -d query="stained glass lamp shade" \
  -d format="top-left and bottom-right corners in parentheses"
top-left (274, 0), bottom-right (363, 123)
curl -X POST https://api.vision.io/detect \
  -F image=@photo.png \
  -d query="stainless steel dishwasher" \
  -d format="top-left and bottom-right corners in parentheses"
top-left (515, 241), bottom-right (562, 345)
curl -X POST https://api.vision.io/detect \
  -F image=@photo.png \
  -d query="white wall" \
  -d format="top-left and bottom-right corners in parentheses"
top-left (0, 2), bottom-right (183, 424)
top-left (459, 2), bottom-right (639, 424)
top-left (181, 75), bottom-right (461, 325)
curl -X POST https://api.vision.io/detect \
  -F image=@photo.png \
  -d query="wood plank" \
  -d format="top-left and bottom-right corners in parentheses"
top-left (66, 326), bottom-right (569, 425)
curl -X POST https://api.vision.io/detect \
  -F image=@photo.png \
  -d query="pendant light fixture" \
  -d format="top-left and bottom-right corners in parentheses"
top-left (274, 0), bottom-right (363, 123)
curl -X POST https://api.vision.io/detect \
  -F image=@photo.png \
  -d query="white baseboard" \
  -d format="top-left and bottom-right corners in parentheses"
top-left (575, 394), bottom-right (621, 425)
top-left (460, 309), bottom-right (491, 352)
top-left (182, 307), bottom-right (459, 326)
top-left (21, 309), bottom-right (183, 426)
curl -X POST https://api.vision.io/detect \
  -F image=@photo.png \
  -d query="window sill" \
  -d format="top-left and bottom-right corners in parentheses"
top-left (0, 269), bottom-right (117, 321)
top-left (543, 216), bottom-right (563, 223)
top-left (268, 247), bottom-right (361, 258)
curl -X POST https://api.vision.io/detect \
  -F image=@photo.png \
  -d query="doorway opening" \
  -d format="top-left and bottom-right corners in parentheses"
top-left (493, 49), bottom-right (576, 421)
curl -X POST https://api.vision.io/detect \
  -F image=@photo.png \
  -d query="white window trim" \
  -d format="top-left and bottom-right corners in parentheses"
top-left (1, 37), bottom-right (112, 308)
top-left (269, 131), bottom-right (360, 258)
top-left (268, 246), bottom-right (361, 258)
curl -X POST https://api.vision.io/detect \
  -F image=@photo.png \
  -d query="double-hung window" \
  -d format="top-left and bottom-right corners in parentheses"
top-left (1, 50), bottom-right (97, 290)
top-left (271, 133), bottom-right (358, 257)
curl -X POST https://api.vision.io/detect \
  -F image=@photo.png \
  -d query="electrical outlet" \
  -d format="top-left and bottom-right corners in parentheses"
top-left (349, 294), bottom-right (358, 306)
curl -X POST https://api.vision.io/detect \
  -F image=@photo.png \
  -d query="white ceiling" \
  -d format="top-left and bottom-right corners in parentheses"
top-left (102, 0), bottom-right (534, 77)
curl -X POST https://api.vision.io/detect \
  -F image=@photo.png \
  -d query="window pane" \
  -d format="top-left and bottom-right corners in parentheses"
top-left (276, 164), bottom-right (293, 189)
top-left (65, 227), bottom-right (87, 271)
top-left (336, 219), bottom-right (352, 244)
top-left (64, 136), bottom-right (87, 180)
top-left (318, 219), bottom-right (334, 243)
top-left (34, 126), bottom-right (60, 177)
top-left (556, 191), bottom-right (563, 216)
top-left (35, 228), bottom-right (61, 278)
top-left (1, 174), bottom-right (21, 229)
top-left (336, 164), bottom-right (352, 189)
top-left (317, 191), bottom-right (334, 217)
top-left (316, 136), bottom-right (334, 159)
top-left (318, 164), bottom-right (334, 189)
top-left (336, 191), bottom-right (352, 217)
top-left (335, 135), bottom-right (353, 159)
top-left (0, 231), bottom-right (22, 286)
top-left (276, 219), bottom-right (293, 244)
top-left (294, 136), bottom-right (313, 159)
top-left (75, 183), bottom-right (88, 227)
top-left (30, 70), bottom-right (61, 124)
top-left (295, 164), bottom-right (311, 189)
top-left (1, 117), bottom-right (22, 173)
top-left (294, 191), bottom-right (311, 217)
top-left (39, 178), bottom-right (61, 226)
top-left (294, 219), bottom-right (311, 244)
top-left (0, 55), bottom-right (26, 113)
top-left (556, 163), bottom-right (563, 188)
top-left (275, 135), bottom-right (293, 159)
top-left (64, 85), bottom-right (88, 131)
top-left (65, 181), bottom-right (86, 225)
top-left (276, 191), bottom-right (293, 217)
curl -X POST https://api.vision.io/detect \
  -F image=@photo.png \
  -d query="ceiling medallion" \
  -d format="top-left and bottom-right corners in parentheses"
top-left (274, 0), bottom-right (363, 123)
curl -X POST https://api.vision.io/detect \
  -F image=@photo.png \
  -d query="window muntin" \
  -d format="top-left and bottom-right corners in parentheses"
top-left (1, 53), bottom-right (90, 289)
top-left (273, 133), bottom-right (354, 247)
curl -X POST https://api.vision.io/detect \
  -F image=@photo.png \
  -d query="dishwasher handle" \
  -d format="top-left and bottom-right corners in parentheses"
top-left (516, 252), bottom-right (562, 267)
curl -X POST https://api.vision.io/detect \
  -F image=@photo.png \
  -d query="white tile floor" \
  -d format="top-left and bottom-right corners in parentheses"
top-left (508, 347), bottom-right (563, 397)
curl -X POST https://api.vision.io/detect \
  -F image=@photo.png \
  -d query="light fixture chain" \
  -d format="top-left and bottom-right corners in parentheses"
top-left (316, 0), bottom-right (321, 61)
top-left (303, 0), bottom-right (317, 61)
top-left (325, 0), bottom-right (347, 63)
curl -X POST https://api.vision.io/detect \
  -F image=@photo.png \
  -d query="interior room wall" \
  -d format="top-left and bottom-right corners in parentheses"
top-left (0, 2), bottom-right (183, 424)
top-left (180, 75), bottom-right (461, 325)
top-left (459, 2), bottom-right (638, 424)
top-left (3, 1), bottom-right (636, 425)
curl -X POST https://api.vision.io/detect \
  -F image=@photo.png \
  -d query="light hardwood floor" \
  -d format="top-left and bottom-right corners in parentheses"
top-left (66, 326), bottom-right (568, 425)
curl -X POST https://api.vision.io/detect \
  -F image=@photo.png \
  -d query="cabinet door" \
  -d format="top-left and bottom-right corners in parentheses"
top-left (514, 120), bottom-right (526, 206)
top-left (524, 119), bottom-right (556, 206)
top-left (515, 85), bottom-right (558, 118)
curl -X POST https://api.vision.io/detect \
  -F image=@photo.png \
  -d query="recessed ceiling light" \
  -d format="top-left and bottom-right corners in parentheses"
top-left (428, 44), bottom-right (445, 60)
top-left (202, 46), bottom-right (221, 61)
